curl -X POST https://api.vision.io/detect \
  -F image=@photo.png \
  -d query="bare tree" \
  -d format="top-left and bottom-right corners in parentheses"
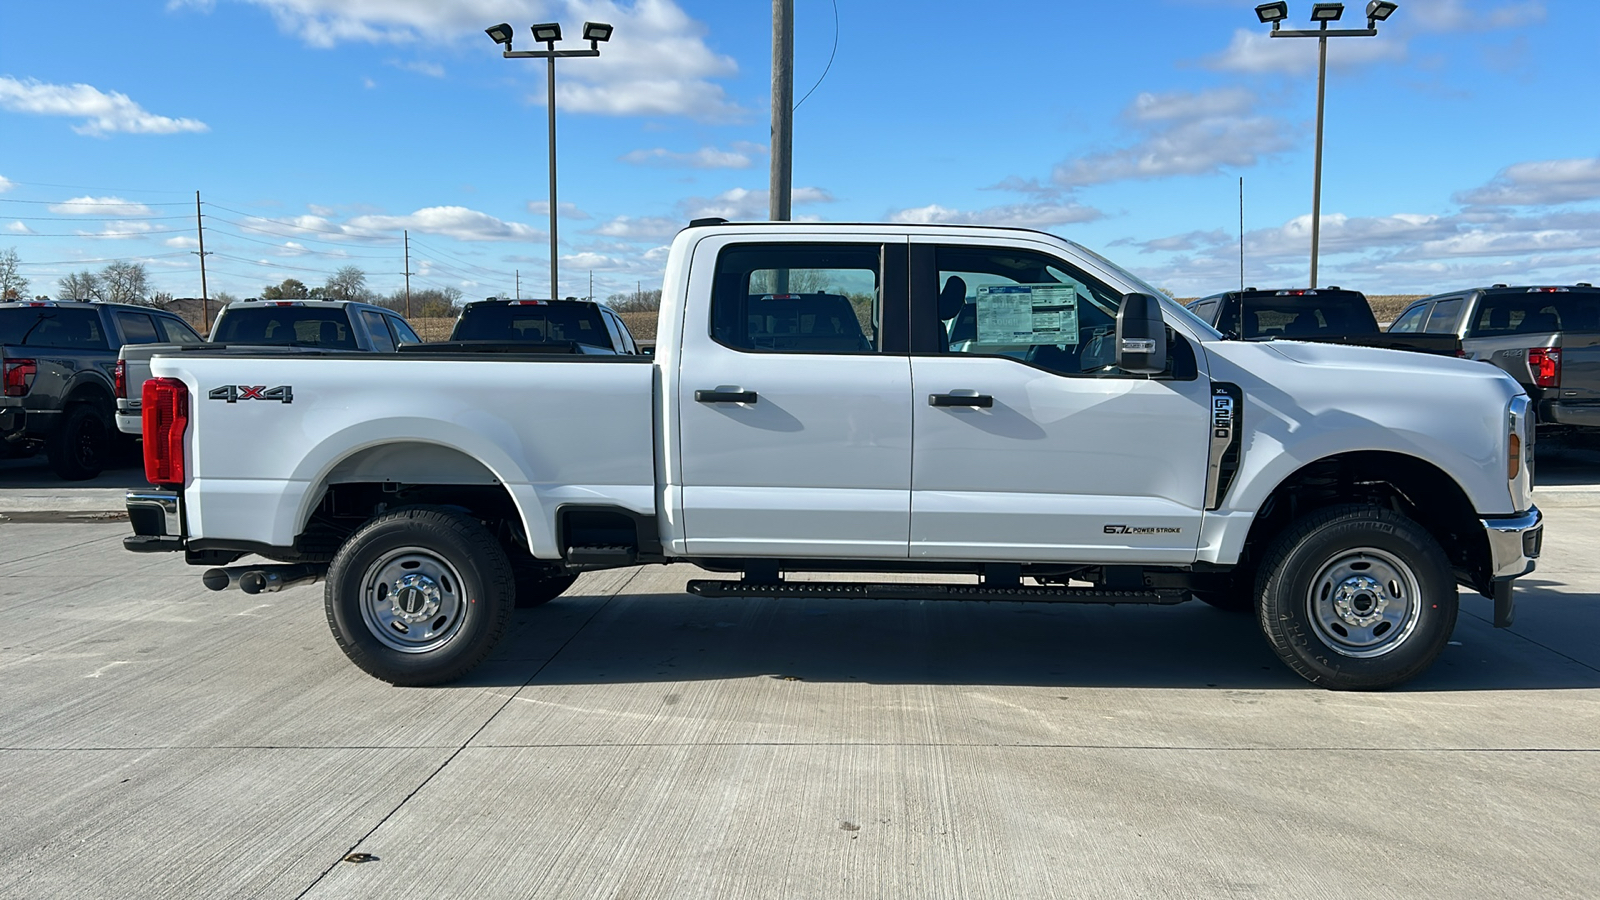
top-left (99, 260), bottom-right (153, 305)
top-left (606, 288), bottom-right (662, 312)
top-left (57, 270), bottom-right (101, 300)
top-left (323, 266), bottom-right (370, 302)
top-left (0, 248), bottom-right (28, 299)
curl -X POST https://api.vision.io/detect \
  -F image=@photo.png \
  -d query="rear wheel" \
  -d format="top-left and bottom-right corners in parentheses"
top-left (47, 403), bottom-right (112, 481)
top-left (324, 507), bottom-right (514, 686)
top-left (1256, 504), bottom-right (1457, 690)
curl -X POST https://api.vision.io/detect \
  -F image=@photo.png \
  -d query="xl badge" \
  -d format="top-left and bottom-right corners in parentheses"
top-left (209, 385), bottom-right (294, 404)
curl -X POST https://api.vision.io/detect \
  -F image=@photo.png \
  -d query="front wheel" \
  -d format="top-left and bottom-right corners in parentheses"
top-left (324, 507), bottom-right (514, 686)
top-left (1256, 504), bottom-right (1457, 691)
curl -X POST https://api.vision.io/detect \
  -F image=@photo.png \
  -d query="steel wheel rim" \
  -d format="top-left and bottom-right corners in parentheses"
top-left (359, 546), bottom-right (470, 653)
top-left (75, 416), bottom-right (104, 468)
top-left (1306, 546), bottom-right (1422, 658)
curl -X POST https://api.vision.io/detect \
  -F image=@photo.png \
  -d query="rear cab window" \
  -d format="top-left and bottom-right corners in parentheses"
top-left (213, 306), bottom-right (358, 348)
top-left (1236, 291), bottom-right (1379, 339)
top-left (1468, 289), bottom-right (1600, 337)
top-left (452, 302), bottom-right (611, 348)
top-left (0, 307), bottom-right (109, 350)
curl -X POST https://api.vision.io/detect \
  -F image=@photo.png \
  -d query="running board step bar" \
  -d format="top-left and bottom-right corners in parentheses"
top-left (687, 580), bottom-right (1188, 604)
top-left (565, 545), bottom-right (637, 567)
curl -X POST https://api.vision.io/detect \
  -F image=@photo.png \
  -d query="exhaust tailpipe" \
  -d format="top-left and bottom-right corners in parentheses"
top-left (203, 563), bottom-right (327, 594)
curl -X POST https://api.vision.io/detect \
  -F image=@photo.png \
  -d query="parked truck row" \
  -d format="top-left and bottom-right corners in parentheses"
top-left (123, 221), bottom-right (1545, 691)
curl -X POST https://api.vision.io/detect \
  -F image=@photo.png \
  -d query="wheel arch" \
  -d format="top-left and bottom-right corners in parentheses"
top-left (1237, 450), bottom-right (1492, 595)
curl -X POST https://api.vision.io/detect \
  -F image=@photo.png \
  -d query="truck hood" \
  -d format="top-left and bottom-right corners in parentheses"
top-left (1256, 338), bottom-right (1502, 381)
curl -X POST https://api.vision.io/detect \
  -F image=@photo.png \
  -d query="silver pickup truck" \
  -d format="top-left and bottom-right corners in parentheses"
top-left (116, 299), bottom-right (423, 434)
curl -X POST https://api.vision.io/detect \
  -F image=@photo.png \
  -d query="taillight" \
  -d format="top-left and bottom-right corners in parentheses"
top-left (114, 359), bottom-right (127, 398)
top-left (1528, 347), bottom-right (1562, 388)
top-left (4, 359), bottom-right (36, 397)
top-left (143, 378), bottom-right (189, 485)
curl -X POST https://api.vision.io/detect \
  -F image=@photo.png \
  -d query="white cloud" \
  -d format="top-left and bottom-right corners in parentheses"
top-left (887, 201), bottom-right (1103, 230)
top-left (0, 175), bottom-right (13, 193)
top-left (620, 143), bottom-right (762, 169)
top-left (0, 76), bottom-right (209, 137)
top-left (164, 235), bottom-right (199, 249)
top-left (1115, 229), bottom-right (1234, 254)
top-left (1053, 89), bottom-right (1291, 187)
top-left (224, 0), bottom-right (742, 120)
top-left (345, 206), bottom-right (544, 242)
top-left (362, 77), bottom-right (378, 89)
top-left (1406, 0), bottom-right (1546, 31)
top-left (7, 221), bottom-right (34, 234)
top-left (1455, 157), bottom-right (1600, 206)
top-left (526, 200), bottom-right (592, 220)
top-left (49, 196), bottom-right (156, 216)
top-left (590, 215), bottom-right (683, 242)
top-left (388, 59), bottom-right (445, 78)
top-left (562, 251), bottom-right (625, 270)
top-left (681, 186), bottom-right (834, 221)
top-left (1204, 29), bottom-right (1406, 75)
top-left (79, 221), bottom-right (161, 240)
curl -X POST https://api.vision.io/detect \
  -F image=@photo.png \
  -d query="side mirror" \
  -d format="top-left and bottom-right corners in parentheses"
top-left (1116, 292), bottom-right (1167, 374)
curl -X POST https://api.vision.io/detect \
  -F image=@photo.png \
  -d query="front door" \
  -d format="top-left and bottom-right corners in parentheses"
top-left (674, 235), bottom-right (913, 558)
top-left (908, 240), bottom-right (1211, 564)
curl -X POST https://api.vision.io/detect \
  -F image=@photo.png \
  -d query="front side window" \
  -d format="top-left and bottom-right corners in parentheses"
top-left (711, 243), bottom-right (881, 353)
top-left (157, 317), bottom-right (204, 344)
top-left (1388, 304), bottom-right (1430, 334)
top-left (933, 245), bottom-right (1190, 378)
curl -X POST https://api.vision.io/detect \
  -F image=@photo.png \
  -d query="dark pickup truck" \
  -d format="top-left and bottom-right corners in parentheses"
top-left (2, 300), bottom-right (203, 479)
top-left (1392, 285), bottom-right (1600, 443)
top-left (1186, 288), bottom-right (1461, 356)
top-left (435, 298), bottom-right (641, 355)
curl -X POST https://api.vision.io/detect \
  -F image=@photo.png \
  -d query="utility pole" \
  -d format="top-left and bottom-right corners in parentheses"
top-left (1239, 177), bottom-right (1245, 292)
top-left (516, 270), bottom-right (521, 300)
top-left (193, 190), bottom-right (213, 335)
top-left (589, 269), bottom-right (593, 301)
top-left (769, 0), bottom-right (793, 221)
top-left (403, 230), bottom-right (413, 318)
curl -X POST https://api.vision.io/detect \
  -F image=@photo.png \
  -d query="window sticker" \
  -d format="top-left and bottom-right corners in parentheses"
top-left (975, 283), bottom-right (1080, 345)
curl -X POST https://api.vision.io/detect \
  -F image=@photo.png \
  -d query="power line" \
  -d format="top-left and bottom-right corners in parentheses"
top-left (406, 235), bottom-right (517, 280)
top-left (200, 224), bottom-right (400, 259)
top-left (1, 227), bottom-right (187, 237)
top-left (1, 214), bottom-right (192, 222)
top-left (0, 179), bottom-right (193, 196)
top-left (793, 0), bottom-right (840, 111)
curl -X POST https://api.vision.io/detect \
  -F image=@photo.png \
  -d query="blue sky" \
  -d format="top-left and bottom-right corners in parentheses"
top-left (1, 0), bottom-right (1594, 303)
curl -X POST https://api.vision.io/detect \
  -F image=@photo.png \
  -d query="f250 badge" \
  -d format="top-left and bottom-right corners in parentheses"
top-left (209, 385), bottom-right (293, 404)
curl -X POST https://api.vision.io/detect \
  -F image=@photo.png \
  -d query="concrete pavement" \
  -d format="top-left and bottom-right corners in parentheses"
top-left (1, 508), bottom-right (1597, 899)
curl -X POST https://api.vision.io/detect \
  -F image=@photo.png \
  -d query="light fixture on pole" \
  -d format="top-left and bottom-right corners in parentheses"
top-left (486, 20), bottom-right (614, 302)
top-left (1252, 2), bottom-right (1396, 289)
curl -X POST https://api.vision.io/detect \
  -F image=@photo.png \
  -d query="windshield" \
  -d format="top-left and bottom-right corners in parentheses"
top-left (451, 303), bottom-right (611, 348)
top-left (213, 307), bottom-right (358, 348)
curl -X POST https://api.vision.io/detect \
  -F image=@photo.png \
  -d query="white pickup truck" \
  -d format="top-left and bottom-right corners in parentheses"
top-left (124, 221), bottom-right (1542, 690)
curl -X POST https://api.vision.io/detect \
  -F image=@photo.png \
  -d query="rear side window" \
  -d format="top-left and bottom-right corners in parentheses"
top-left (213, 307), bottom-right (358, 348)
top-left (386, 315), bottom-right (422, 345)
top-left (711, 243), bottom-right (881, 353)
top-left (360, 310), bottom-right (396, 352)
top-left (1469, 292), bottom-right (1600, 336)
top-left (452, 303), bottom-right (611, 348)
top-left (115, 311), bottom-right (161, 345)
top-left (1423, 298), bottom-right (1464, 333)
top-left (0, 307), bottom-right (109, 349)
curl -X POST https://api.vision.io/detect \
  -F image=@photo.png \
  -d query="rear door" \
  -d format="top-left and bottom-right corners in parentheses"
top-left (907, 240), bottom-right (1211, 564)
top-left (673, 234), bottom-right (913, 558)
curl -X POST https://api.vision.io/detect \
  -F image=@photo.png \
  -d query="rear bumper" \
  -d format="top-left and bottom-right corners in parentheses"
top-left (0, 406), bottom-right (24, 443)
top-left (125, 489), bottom-right (184, 552)
top-left (1538, 400), bottom-right (1600, 430)
top-left (116, 398), bottom-right (141, 436)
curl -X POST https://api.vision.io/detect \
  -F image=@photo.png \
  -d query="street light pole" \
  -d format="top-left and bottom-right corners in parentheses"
top-left (1254, 2), bottom-right (1397, 288)
top-left (486, 21), bottom-right (614, 303)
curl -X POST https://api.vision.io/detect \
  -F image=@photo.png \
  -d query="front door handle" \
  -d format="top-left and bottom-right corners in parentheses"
top-left (696, 389), bottom-right (758, 403)
top-left (929, 393), bottom-right (993, 408)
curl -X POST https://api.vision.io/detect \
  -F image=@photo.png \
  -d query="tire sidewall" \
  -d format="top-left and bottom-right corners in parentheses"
top-left (1259, 507), bottom-right (1458, 690)
top-left (325, 509), bottom-right (512, 685)
top-left (47, 403), bottom-right (108, 480)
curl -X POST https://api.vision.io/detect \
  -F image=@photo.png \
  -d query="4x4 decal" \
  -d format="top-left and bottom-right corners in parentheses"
top-left (208, 385), bottom-right (294, 404)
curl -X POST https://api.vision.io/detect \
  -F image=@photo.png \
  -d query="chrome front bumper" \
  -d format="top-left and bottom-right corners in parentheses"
top-left (1482, 506), bottom-right (1543, 581)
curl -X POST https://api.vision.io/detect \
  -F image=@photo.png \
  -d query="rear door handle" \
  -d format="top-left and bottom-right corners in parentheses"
top-left (695, 389), bottom-right (758, 403)
top-left (928, 393), bottom-right (993, 408)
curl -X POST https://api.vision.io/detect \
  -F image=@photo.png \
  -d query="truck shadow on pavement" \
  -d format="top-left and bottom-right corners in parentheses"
top-left (472, 588), bottom-right (1600, 692)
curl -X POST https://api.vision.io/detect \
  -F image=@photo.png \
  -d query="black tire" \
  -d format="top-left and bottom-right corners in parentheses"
top-left (1255, 504), bottom-right (1457, 691)
top-left (46, 403), bottom-right (111, 481)
top-left (513, 561), bottom-right (579, 609)
top-left (324, 507), bottom-right (514, 686)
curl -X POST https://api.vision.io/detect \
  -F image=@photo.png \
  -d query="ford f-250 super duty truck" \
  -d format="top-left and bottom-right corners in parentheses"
top-left (123, 221), bottom-right (1543, 691)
